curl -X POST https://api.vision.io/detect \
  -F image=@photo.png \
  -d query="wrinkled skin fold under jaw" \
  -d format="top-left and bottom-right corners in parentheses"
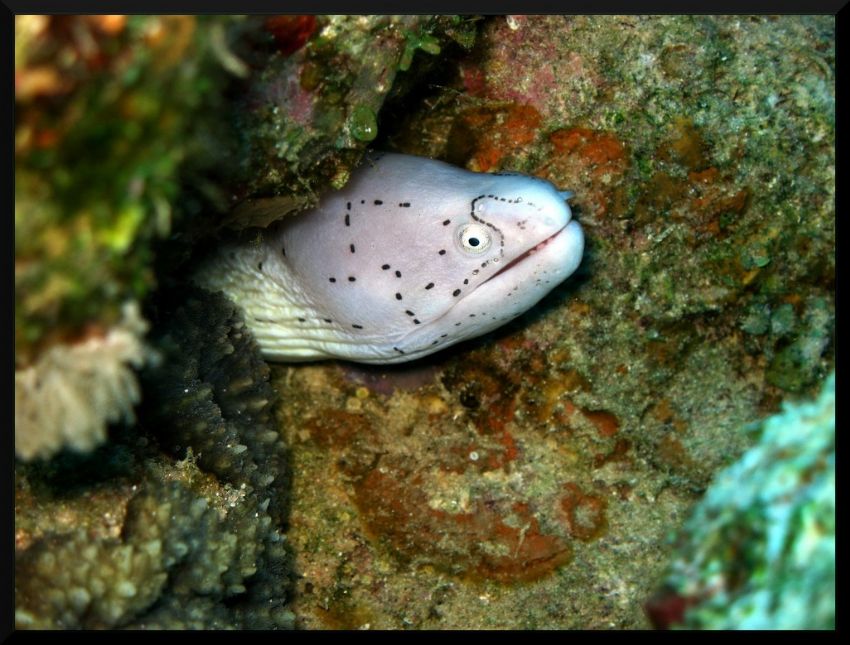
top-left (193, 153), bottom-right (586, 364)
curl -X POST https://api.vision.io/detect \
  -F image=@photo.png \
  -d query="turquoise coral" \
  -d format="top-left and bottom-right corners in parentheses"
top-left (662, 372), bottom-right (835, 629)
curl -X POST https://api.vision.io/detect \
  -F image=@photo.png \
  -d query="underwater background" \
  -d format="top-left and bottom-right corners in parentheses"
top-left (14, 15), bottom-right (834, 629)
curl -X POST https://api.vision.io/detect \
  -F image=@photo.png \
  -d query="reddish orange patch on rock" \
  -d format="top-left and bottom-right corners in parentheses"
top-left (629, 117), bottom-right (751, 244)
top-left (582, 409), bottom-right (620, 438)
top-left (635, 120), bottom-right (748, 235)
top-left (304, 409), bottom-right (381, 478)
top-left (264, 15), bottom-right (317, 56)
top-left (535, 126), bottom-right (629, 219)
top-left (549, 127), bottom-right (627, 178)
top-left (473, 502), bottom-right (572, 581)
top-left (305, 409), bottom-right (371, 448)
top-left (353, 468), bottom-right (573, 582)
top-left (523, 369), bottom-right (588, 428)
top-left (300, 344), bottom-right (616, 588)
top-left (690, 187), bottom-right (749, 233)
top-left (498, 430), bottom-right (519, 463)
top-left (447, 104), bottom-right (542, 172)
top-left (559, 483), bottom-right (608, 541)
top-left (459, 63), bottom-right (487, 97)
top-left (437, 432), bottom-right (519, 475)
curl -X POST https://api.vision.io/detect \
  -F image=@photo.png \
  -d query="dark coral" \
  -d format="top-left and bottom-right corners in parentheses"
top-left (16, 465), bottom-right (292, 629)
top-left (142, 287), bottom-right (290, 525)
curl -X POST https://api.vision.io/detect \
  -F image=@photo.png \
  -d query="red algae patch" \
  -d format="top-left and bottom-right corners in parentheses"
top-left (446, 104), bottom-right (543, 172)
top-left (582, 409), bottom-right (620, 438)
top-left (537, 126), bottom-right (629, 220)
top-left (303, 409), bottom-right (374, 449)
top-left (559, 483), bottom-right (608, 541)
top-left (264, 16), bottom-right (317, 57)
top-left (549, 127), bottom-right (627, 178)
top-left (352, 466), bottom-right (573, 582)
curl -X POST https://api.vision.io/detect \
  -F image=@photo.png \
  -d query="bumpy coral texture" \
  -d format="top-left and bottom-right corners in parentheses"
top-left (15, 475), bottom-right (292, 629)
top-left (142, 288), bottom-right (290, 524)
top-left (16, 289), bottom-right (293, 629)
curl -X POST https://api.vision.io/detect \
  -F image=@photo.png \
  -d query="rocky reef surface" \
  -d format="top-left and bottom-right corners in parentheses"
top-left (271, 15), bottom-right (834, 629)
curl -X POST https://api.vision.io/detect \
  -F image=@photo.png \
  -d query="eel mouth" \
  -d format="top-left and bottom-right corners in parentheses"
top-left (483, 223), bottom-right (568, 283)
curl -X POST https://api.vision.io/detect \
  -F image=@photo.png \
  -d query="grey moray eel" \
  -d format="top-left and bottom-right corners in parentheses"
top-left (194, 152), bottom-right (584, 364)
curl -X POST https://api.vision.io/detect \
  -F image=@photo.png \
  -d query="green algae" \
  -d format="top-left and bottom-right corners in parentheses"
top-left (237, 15), bottom-right (477, 205)
top-left (399, 30), bottom-right (442, 71)
top-left (15, 16), bottom-right (239, 366)
top-left (349, 104), bottom-right (378, 142)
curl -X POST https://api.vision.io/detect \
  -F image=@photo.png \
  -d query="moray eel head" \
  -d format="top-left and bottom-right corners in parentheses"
top-left (194, 153), bottom-right (584, 364)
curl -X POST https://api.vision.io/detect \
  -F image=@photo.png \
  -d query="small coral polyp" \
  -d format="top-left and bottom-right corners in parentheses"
top-left (14, 302), bottom-right (150, 461)
top-left (560, 482), bottom-right (608, 541)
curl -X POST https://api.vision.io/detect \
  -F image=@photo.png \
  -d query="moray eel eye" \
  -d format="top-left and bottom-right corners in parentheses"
top-left (457, 223), bottom-right (491, 254)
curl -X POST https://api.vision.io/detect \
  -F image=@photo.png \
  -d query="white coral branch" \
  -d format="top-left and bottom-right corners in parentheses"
top-left (15, 302), bottom-right (153, 460)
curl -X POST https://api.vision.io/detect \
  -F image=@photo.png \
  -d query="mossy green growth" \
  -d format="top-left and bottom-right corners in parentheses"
top-left (443, 16), bottom-right (479, 50)
top-left (765, 296), bottom-right (833, 392)
top-left (234, 15), bottom-right (479, 203)
top-left (663, 372), bottom-right (835, 629)
top-left (399, 29), bottom-right (442, 71)
top-left (14, 16), bottom-right (238, 366)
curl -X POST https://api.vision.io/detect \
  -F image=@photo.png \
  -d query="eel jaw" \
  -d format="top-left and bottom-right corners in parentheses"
top-left (481, 219), bottom-right (583, 288)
